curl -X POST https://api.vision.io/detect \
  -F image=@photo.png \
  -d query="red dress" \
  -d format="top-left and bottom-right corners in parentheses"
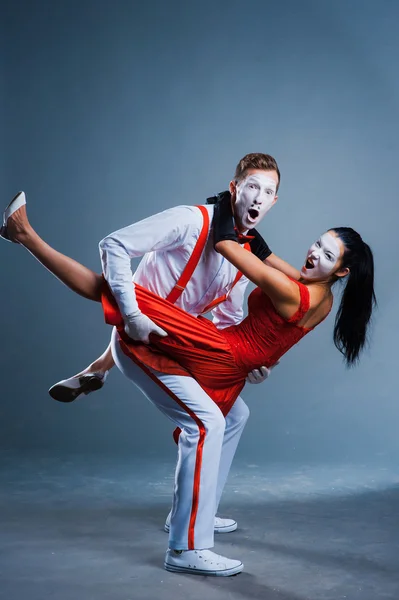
top-left (101, 279), bottom-right (320, 417)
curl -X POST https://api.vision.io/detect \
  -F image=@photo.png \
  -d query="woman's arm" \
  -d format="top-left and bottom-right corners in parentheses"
top-left (215, 240), bottom-right (300, 310)
top-left (264, 252), bottom-right (301, 280)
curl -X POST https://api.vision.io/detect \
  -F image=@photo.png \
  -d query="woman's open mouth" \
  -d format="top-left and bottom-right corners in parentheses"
top-left (305, 258), bottom-right (314, 269)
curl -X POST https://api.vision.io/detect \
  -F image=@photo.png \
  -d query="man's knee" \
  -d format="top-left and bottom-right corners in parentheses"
top-left (175, 409), bottom-right (225, 446)
top-left (202, 407), bottom-right (226, 438)
top-left (226, 399), bottom-right (250, 429)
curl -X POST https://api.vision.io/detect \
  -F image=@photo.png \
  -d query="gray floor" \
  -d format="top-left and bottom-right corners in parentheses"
top-left (0, 453), bottom-right (398, 600)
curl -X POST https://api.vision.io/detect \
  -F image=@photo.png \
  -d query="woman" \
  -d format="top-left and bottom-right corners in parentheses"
top-left (1, 191), bottom-right (376, 419)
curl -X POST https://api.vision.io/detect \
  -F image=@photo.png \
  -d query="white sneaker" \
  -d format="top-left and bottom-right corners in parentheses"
top-left (48, 371), bottom-right (108, 403)
top-left (1, 191), bottom-right (26, 242)
top-left (164, 512), bottom-right (237, 534)
top-left (164, 548), bottom-right (243, 576)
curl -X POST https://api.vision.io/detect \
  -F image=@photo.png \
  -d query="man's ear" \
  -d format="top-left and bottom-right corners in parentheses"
top-left (229, 179), bottom-right (237, 196)
top-left (272, 194), bottom-right (278, 207)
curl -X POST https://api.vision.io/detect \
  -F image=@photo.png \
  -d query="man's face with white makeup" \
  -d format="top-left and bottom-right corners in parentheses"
top-left (301, 231), bottom-right (344, 281)
top-left (231, 169), bottom-right (279, 231)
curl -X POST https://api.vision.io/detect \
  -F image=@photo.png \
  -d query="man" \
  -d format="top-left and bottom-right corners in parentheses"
top-left (49, 153), bottom-right (292, 576)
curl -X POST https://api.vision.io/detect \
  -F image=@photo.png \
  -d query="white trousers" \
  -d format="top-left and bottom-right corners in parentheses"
top-left (110, 328), bottom-right (249, 550)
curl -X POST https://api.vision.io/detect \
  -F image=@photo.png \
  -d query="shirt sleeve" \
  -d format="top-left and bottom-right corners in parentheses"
top-left (99, 206), bottom-right (200, 317)
top-left (211, 274), bottom-right (249, 329)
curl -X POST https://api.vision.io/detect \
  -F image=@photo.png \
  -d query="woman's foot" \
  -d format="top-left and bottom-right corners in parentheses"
top-left (0, 192), bottom-right (32, 243)
top-left (49, 371), bottom-right (108, 403)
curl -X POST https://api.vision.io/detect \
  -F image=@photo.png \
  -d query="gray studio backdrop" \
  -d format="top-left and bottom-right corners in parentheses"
top-left (1, 0), bottom-right (398, 465)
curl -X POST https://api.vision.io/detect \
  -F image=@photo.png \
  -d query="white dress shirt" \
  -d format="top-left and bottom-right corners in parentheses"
top-left (99, 204), bottom-right (249, 329)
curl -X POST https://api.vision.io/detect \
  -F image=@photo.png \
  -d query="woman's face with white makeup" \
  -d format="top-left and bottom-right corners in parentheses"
top-left (301, 230), bottom-right (345, 281)
top-left (231, 169), bottom-right (279, 231)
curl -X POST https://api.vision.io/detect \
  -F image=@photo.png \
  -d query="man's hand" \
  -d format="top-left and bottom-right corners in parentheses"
top-left (124, 310), bottom-right (168, 344)
top-left (246, 361), bottom-right (280, 384)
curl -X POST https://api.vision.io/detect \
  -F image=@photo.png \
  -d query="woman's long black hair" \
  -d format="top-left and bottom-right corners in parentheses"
top-left (331, 227), bottom-right (376, 366)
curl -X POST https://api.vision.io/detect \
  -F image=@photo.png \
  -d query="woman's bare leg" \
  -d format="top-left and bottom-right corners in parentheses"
top-left (5, 196), bottom-right (114, 403)
top-left (48, 339), bottom-right (115, 403)
top-left (75, 341), bottom-right (115, 377)
top-left (6, 202), bottom-right (102, 302)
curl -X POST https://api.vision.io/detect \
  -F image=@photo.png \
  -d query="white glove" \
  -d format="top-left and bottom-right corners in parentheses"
top-left (124, 310), bottom-right (168, 344)
top-left (246, 361), bottom-right (280, 384)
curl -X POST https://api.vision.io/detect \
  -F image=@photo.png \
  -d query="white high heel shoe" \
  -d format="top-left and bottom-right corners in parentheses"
top-left (0, 191), bottom-right (26, 242)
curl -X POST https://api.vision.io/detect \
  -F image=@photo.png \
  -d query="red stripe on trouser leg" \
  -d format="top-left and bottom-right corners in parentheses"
top-left (118, 336), bottom-right (205, 551)
top-left (173, 427), bottom-right (181, 444)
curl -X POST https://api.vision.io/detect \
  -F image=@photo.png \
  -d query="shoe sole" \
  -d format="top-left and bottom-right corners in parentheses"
top-left (48, 376), bottom-right (104, 403)
top-left (164, 561), bottom-right (243, 576)
top-left (0, 224), bottom-right (10, 241)
top-left (1, 192), bottom-right (25, 242)
top-left (164, 522), bottom-right (237, 534)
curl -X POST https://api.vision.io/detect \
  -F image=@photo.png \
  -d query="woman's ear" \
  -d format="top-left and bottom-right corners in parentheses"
top-left (335, 266), bottom-right (350, 279)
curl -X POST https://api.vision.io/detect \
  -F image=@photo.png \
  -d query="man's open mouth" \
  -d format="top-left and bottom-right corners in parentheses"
top-left (248, 208), bottom-right (259, 221)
